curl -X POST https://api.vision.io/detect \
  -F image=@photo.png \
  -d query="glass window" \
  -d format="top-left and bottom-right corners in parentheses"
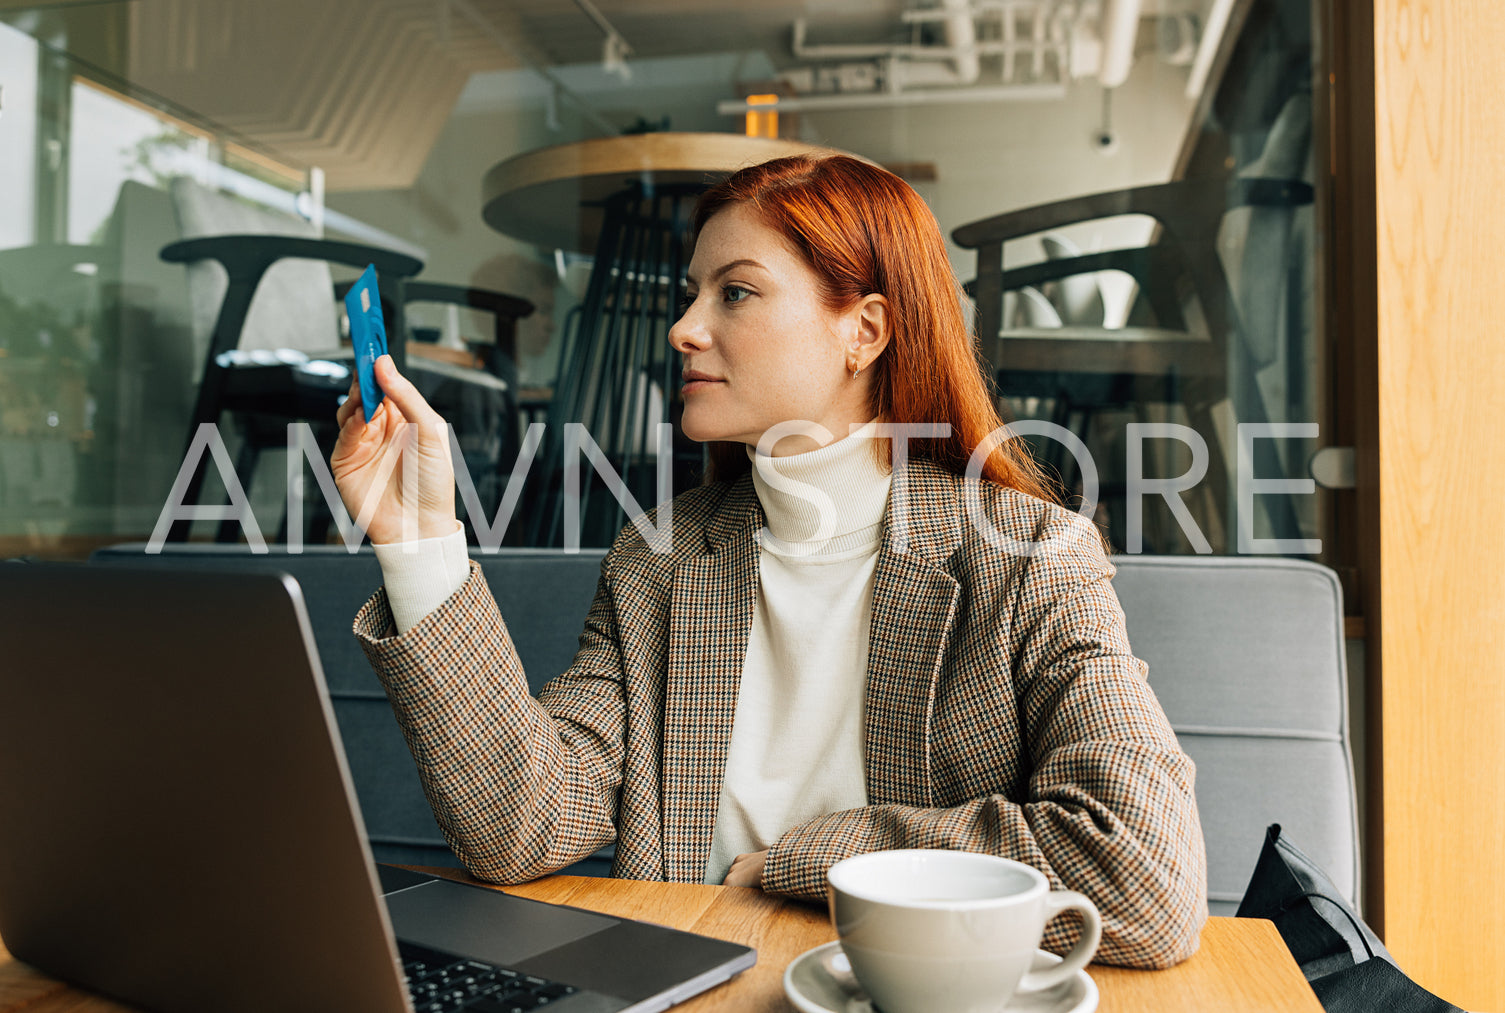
top-left (0, 0), bottom-right (1329, 561)
top-left (0, 23), bottom-right (38, 251)
top-left (67, 78), bottom-right (202, 246)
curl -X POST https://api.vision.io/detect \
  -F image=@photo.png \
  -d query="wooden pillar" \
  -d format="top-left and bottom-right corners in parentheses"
top-left (1372, 1), bottom-right (1505, 1007)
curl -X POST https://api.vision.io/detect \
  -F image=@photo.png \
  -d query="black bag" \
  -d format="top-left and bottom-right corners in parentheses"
top-left (1236, 824), bottom-right (1463, 1013)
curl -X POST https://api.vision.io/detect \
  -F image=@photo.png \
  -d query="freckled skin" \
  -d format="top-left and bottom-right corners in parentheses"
top-left (668, 205), bottom-right (889, 456)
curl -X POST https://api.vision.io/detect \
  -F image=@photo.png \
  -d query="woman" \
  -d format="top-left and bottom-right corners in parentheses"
top-left (332, 155), bottom-right (1207, 969)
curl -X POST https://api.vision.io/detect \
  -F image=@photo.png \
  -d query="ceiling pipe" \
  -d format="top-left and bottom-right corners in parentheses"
top-left (717, 82), bottom-right (1068, 116)
top-left (893, 0), bottom-right (980, 88)
top-left (778, 2), bottom-right (1081, 104)
top-left (790, 18), bottom-right (894, 61)
top-left (1097, 0), bottom-right (1142, 88)
top-left (1185, 0), bottom-right (1236, 99)
top-left (793, 0), bottom-right (980, 89)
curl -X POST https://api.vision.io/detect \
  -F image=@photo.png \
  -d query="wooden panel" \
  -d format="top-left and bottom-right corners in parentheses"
top-left (1373, 2), bottom-right (1505, 1008)
top-left (1328, 0), bottom-right (1383, 933)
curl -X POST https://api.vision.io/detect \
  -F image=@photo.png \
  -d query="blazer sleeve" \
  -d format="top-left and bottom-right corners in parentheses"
top-left (353, 559), bottom-right (626, 883)
top-left (761, 515), bottom-right (1208, 970)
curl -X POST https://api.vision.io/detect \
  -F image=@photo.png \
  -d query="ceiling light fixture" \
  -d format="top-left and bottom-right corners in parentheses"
top-left (573, 0), bottom-right (633, 81)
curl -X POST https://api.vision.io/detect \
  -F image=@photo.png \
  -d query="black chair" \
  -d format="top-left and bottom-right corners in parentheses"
top-left (160, 232), bottom-right (421, 545)
top-left (90, 543), bottom-right (612, 875)
top-left (400, 281), bottom-right (535, 528)
top-left (953, 98), bottom-right (1314, 552)
top-left (158, 177), bottom-right (533, 545)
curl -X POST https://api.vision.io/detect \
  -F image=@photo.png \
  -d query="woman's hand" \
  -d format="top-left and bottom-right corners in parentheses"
top-left (724, 850), bottom-right (768, 889)
top-left (330, 355), bottom-right (457, 545)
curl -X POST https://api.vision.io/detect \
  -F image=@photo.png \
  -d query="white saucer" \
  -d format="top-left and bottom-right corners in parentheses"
top-left (782, 941), bottom-right (1098, 1013)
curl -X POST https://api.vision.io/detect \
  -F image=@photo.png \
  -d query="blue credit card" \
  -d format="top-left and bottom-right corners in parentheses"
top-left (344, 264), bottom-right (387, 423)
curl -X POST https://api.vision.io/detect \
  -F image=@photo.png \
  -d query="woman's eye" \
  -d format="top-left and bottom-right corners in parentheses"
top-left (723, 285), bottom-right (751, 304)
top-left (678, 292), bottom-right (696, 313)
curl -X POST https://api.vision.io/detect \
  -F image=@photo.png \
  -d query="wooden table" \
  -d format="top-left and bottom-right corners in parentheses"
top-left (0, 870), bottom-right (1321, 1013)
top-left (480, 133), bottom-right (842, 253)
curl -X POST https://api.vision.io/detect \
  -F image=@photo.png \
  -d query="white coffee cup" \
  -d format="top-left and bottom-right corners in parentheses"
top-left (826, 849), bottom-right (1101, 1013)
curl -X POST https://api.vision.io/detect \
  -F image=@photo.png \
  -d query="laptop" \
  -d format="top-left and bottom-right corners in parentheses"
top-left (0, 563), bottom-right (754, 1013)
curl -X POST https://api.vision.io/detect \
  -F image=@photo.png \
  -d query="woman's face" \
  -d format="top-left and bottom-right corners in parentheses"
top-left (668, 204), bottom-right (881, 454)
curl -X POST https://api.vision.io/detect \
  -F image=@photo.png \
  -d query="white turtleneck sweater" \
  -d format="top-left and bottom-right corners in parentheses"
top-left (704, 424), bottom-right (890, 882)
top-left (374, 424), bottom-right (893, 887)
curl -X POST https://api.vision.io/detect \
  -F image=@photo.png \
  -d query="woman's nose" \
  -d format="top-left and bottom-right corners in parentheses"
top-left (668, 299), bottom-right (709, 354)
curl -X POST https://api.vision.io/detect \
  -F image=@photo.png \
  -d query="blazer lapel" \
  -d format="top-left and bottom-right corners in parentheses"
top-left (864, 460), bottom-right (963, 807)
top-left (661, 477), bottom-right (760, 882)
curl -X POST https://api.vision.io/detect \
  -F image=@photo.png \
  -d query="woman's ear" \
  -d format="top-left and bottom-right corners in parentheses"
top-left (852, 293), bottom-right (891, 366)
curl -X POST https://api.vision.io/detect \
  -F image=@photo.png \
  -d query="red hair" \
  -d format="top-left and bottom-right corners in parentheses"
top-left (691, 154), bottom-right (1059, 503)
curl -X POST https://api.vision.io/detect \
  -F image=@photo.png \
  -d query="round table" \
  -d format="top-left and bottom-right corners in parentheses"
top-left (481, 132), bottom-right (843, 252)
top-left (480, 133), bottom-right (850, 546)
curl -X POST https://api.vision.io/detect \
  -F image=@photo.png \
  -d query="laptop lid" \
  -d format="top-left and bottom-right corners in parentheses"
top-left (0, 562), bottom-right (412, 1013)
top-left (0, 562), bottom-right (754, 1013)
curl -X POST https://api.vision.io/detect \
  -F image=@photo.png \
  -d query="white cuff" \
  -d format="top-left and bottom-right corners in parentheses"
top-left (373, 521), bottom-right (471, 634)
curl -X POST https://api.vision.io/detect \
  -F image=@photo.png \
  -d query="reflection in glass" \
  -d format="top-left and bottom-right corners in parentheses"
top-left (0, 1), bottom-right (1325, 560)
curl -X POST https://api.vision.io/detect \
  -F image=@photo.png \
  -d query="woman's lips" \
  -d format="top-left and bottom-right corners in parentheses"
top-left (681, 373), bottom-right (724, 394)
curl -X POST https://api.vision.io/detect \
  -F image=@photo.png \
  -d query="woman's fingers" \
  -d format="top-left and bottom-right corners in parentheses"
top-left (374, 355), bottom-right (444, 429)
top-left (328, 356), bottom-right (457, 544)
top-left (723, 849), bottom-right (769, 889)
top-left (335, 377), bottom-right (361, 428)
top-left (331, 399), bottom-right (379, 472)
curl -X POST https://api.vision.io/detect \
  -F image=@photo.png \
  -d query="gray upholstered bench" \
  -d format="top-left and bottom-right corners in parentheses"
top-left (90, 546), bottom-right (1357, 913)
top-left (89, 543), bottom-right (610, 875)
top-left (1110, 555), bottom-right (1358, 916)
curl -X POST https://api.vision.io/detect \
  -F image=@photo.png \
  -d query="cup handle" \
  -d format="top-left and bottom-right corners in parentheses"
top-left (1016, 890), bottom-right (1102, 993)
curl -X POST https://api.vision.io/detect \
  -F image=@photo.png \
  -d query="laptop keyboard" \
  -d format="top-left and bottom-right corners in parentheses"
top-left (399, 941), bottom-right (579, 1012)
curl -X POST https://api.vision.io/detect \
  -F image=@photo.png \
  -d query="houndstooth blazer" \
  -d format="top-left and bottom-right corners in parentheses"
top-left (354, 457), bottom-right (1208, 969)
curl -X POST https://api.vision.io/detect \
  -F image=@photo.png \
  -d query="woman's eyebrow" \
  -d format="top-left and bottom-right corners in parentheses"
top-left (685, 258), bottom-right (766, 286)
